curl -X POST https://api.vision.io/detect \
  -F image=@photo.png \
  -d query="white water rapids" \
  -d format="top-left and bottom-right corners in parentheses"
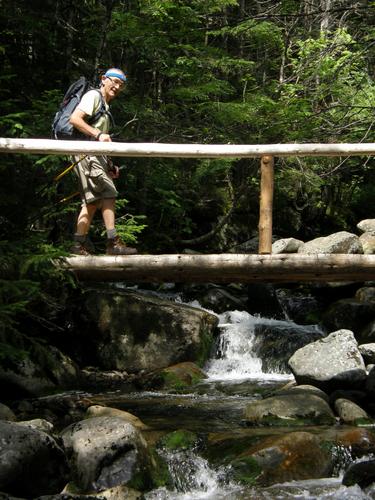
top-left (205, 309), bottom-right (294, 381)
top-left (144, 299), bottom-right (375, 500)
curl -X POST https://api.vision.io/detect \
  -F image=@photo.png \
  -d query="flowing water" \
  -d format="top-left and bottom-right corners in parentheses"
top-left (96, 301), bottom-right (375, 499)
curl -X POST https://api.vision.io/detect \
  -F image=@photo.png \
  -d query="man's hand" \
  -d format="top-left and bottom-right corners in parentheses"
top-left (98, 133), bottom-right (112, 142)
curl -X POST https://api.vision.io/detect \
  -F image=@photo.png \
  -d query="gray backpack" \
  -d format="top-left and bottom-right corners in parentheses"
top-left (52, 76), bottom-right (112, 139)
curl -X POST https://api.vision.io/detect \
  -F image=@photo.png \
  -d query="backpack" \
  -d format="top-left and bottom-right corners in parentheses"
top-left (52, 76), bottom-right (111, 139)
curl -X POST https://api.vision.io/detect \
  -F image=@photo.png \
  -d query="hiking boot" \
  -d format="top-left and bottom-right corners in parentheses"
top-left (106, 236), bottom-right (138, 255)
top-left (70, 241), bottom-right (91, 256)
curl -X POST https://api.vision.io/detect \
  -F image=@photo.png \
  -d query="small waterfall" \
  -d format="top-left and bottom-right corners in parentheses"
top-left (205, 310), bottom-right (322, 381)
top-left (145, 448), bottom-right (238, 500)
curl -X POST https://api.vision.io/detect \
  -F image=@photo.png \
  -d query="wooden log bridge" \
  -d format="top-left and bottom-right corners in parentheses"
top-left (2, 138), bottom-right (375, 283)
top-left (58, 254), bottom-right (375, 283)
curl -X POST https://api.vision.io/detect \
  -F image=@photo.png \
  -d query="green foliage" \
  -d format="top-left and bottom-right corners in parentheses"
top-left (0, 278), bottom-right (39, 334)
top-left (0, 342), bottom-right (28, 364)
top-left (0, 238), bottom-right (75, 345)
top-left (0, 0), bottom-right (374, 299)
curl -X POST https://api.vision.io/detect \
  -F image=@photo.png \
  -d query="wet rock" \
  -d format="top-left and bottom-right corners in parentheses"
top-left (139, 362), bottom-right (207, 391)
top-left (366, 365), bottom-right (375, 395)
top-left (158, 429), bottom-right (199, 451)
top-left (199, 286), bottom-right (247, 313)
top-left (329, 389), bottom-right (367, 408)
top-left (159, 362), bottom-right (207, 389)
top-left (355, 287), bottom-right (375, 302)
top-left (232, 431), bottom-right (332, 486)
top-left (358, 343), bottom-right (375, 364)
top-left (61, 416), bottom-right (155, 493)
top-left (75, 289), bottom-right (218, 372)
top-left (272, 237), bottom-right (304, 254)
top-left (80, 367), bottom-right (136, 392)
top-left (0, 403), bottom-right (16, 421)
top-left (253, 322), bottom-right (323, 373)
top-left (276, 287), bottom-right (325, 325)
top-left (276, 384), bottom-right (329, 403)
top-left (298, 231), bottom-right (363, 254)
top-left (247, 284), bottom-right (284, 319)
top-left (61, 482), bottom-right (142, 499)
top-left (12, 392), bottom-right (92, 429)
top-left (0, 340), bottom-right (80, 399)
top-left (86, 405), bottom-right (149, 430)
top-left (288, 329), bottom-right (367, 392)
top-left (35, 494), bottom-right (102, 500)
top-left (322, 299), bottom-right (375, 334)
top-left (335, 428), bottom-right (375, 458)
top-left (0, 420), bottom-right (68, 497)
top-left (359, 319), bottom-right (375, 344)
top-left (357, 219), bottom-right (375, 234)
top-left (243, 393), bottom-right (335, 426)
top-left (342, 459), bottom-right (375, 488)
top-left (16, 418), bottom-right (54, 434)
top-left (334, 398), bottom-right (369, 424)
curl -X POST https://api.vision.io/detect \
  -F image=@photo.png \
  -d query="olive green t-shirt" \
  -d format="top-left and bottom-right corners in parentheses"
top-left (77, 89), bottom-right (110, 133)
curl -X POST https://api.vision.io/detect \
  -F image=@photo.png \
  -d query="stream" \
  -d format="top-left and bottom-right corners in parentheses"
top-left (90, 301), bottom-right (375, 499)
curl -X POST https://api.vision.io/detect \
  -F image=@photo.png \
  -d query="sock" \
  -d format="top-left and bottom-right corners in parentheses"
top-left (74, 233), bottom-right (86, 243)
top-left (107, 228), bottom-right (117, 240)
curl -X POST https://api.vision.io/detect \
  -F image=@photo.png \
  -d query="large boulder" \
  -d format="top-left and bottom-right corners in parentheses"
top-left (334, 428), bottom-right (375, 458)
top-left (357, 219), bottom-right (375, 235)
top-left (231, 431), bottom-right (332, 486)
top-left (272, 237), bottom-right (304, 254)
top-left (342, 459), bottom-right (375, 488)
top-left (75, 289), bottom-right (218, 372)
top-left (86, 406), bottom-right (149, 430)
top-left (359, 232), bottom-right (375, 254)
top-left (0, 403), bottom-right (16, 421)
top-left (288, 330), bottom-right (367, 392)
top-left (198, 285), bottom-right (247, 314)
top-left (276, 383), bottom-right (329, 402)
top-left (156, 362), bottom-right (207, 390)
top-left (252, 322), bottom-right (323, 373)
top-left (333, 398), bottom-right (369, 424)
top-left (0, 334), bottom-right (80, 398)
top-left (321, 298), bottom-right (375, 334)
top-left (298, 231), bottom-right (362, 254)
top-left (61, 416), bottom-right (156, 493)
top-left (358, 343), bottom-right (375, 364)
top-left (243, 392), bottom-right (335, 426)
top-left (0, 420), bottom-right (68, 497)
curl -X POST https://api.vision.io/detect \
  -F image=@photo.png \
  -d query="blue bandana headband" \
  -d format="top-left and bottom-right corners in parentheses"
top-left (105, 70), bottom-right (127, 82)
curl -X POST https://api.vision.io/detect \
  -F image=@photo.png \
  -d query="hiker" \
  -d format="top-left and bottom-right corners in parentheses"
top-left (69, 68), bottom-right (137, 256)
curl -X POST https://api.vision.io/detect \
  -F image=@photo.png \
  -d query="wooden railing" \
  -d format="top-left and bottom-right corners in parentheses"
top-left (1, 138), bottom-right (374, 255)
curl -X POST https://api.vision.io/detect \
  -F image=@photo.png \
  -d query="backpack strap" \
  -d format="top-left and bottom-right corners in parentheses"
top-left (90, 89), bottom-right (115, 129)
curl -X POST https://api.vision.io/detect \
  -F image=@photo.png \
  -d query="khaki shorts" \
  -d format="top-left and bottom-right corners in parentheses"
top-left (74, 155), bottom-right (118, 205)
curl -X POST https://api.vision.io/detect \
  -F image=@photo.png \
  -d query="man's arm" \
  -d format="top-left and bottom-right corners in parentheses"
top-left (69, 109), bottom-right (111, 142)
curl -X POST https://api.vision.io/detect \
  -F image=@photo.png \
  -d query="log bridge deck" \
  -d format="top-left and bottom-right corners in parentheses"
top-left (2, 138), bottom-right (374, 283)
top-left (58, 253), bottom-right (375, 283)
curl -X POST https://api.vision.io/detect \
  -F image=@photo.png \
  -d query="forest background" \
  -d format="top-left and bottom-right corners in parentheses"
top-left (0, 0), bottom-right (374, 342)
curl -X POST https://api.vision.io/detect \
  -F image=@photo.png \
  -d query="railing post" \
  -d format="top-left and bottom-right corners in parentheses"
top-left (258, 155), bottom-right (274, 254)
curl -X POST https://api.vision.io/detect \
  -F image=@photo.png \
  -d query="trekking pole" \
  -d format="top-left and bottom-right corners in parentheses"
top-left (57, 191), bottom-right (80, 204)
top-left (53, 155), bottom-right (87, 182)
